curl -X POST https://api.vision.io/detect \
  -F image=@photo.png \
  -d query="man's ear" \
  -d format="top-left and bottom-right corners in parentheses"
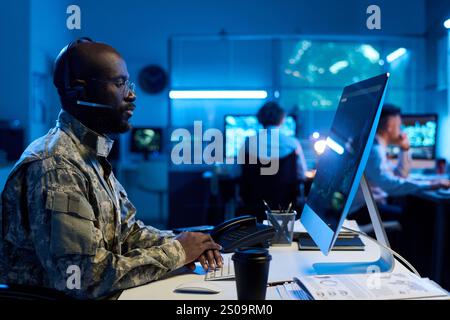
top-left (70, 79), bottom-right (88, 99)
top-left (70, 79), bottom-right (87, 88)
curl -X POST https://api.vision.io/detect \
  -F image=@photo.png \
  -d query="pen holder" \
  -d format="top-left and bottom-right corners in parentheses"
top-left (266, 210), bottom-right (296, 246)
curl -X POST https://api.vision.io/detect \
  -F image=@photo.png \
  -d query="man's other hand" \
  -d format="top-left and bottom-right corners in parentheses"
top-left (395, 133), bottom-right (410, 151)
top-left (429, 179), bottom-right (450, 190)
top-left (438, 179), bottom-right (450, 189)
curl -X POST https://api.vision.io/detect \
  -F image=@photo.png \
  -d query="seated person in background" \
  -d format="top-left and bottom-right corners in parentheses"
top-left (0, 38), bottom-right (222, 299)
top-left (238, 101), bottom-right (308, 220)
top-left (242, 101), bottom-right (307, 180)
top-left (350, 104), bottom-right (450, 223)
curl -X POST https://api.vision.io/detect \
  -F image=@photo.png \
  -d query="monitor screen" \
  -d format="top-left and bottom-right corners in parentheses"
top-left (130, 128), bottom-right (162, 154)
top-left (224, 115), bottom-right (296, 158)
top-left (301, 73), bottom-right (389, 255)
top-left (386, 114), bottom-right (437, 160)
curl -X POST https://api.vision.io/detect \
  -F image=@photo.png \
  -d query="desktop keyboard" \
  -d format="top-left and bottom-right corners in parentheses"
top-left (205, 256), bottom-right (235, 281)
top-left (204, 257), bottom-right (312, 300)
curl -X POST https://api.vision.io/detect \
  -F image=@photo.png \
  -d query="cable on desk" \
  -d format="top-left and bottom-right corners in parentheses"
top-left (341, 226), bottom-right (421, 277)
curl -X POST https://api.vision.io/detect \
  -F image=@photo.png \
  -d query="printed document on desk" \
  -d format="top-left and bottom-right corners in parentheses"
top-left (294, 272), bottom-right (449, 300)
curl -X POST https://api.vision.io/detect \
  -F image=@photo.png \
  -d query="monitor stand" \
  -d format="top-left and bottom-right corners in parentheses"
top-left (312, 174), bottom-right (395, 275)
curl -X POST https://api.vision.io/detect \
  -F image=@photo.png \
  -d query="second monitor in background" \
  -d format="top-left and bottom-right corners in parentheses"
top-left (386, 114), bottom-right (437, 160)
top-left (130, 127), bottom-right (163, 159)
top-left (224, 115), bottom-right (297, 158)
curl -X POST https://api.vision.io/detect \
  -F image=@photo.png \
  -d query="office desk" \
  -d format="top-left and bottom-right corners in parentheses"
top-left (413, 190), bottom-right (450, 284)
top-left (119, 233), bottom-right (411, 300)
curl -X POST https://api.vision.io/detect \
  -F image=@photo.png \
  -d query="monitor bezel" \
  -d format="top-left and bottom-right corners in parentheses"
top-left (300, 73), bottom-right (390, 255)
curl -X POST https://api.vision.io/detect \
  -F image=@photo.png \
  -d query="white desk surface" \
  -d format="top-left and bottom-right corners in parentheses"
top-left (119, 232), bottom-right (412, 300)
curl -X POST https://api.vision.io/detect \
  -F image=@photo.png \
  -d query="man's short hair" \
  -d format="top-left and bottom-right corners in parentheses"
top-left (257, 101), bottom-right (286, 128)
top-left (377, 103), bottom-right (401, 133)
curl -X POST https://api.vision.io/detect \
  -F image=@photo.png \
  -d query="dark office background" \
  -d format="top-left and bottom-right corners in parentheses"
top-left (0, 0), bottom-right (450, 287)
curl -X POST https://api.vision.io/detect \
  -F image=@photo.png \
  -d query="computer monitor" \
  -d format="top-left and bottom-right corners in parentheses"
top-left (130, 128), bottom-right (162, 154)
top-left (300, 73), bottom-right (390, 255)
top-left (224, 115), bottom-right (297, 158)
top-left (386, 114), bottom-right (437, 160)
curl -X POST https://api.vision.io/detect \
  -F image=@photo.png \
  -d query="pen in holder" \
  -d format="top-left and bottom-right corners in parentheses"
top-left (266, 209), bottom-right (296, 246)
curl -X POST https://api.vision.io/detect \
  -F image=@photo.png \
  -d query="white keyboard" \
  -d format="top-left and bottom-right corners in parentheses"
top-left (205, 256), bottom-right (235, 281)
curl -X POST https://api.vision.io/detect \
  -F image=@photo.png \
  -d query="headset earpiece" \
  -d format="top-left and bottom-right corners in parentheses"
top-left (64, 85), bottom-right (86, 101)
top-left (56, 37), bottom-right (95, 103)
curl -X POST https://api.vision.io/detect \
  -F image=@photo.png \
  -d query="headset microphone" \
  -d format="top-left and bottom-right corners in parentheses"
top-left (76, 100), bottom-right (114, 109)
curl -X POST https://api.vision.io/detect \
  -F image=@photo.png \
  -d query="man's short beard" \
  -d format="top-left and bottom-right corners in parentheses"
top-left (116, 120), bottom-right (132, 133)
top-left (102, 110), bottom-right (131, 134)
top-left (65, 104), bottom-right (131, 135)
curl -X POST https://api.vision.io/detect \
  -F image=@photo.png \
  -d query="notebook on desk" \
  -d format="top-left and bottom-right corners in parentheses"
top-left (297, 233), bottom-right (365, 251)
top-left (293, 219), bottom-right (365, 251)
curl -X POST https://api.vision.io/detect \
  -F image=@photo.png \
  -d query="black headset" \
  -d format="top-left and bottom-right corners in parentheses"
top-left (53, 37), bottom-right (95, 103)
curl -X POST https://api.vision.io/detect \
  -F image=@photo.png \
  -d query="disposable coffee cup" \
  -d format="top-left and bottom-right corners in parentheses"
top-left (232, 248), bottom-right (272, 300)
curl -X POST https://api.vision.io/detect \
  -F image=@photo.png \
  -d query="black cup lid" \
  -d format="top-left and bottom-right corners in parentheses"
top-left (232, 248), bottom-right (272, 262)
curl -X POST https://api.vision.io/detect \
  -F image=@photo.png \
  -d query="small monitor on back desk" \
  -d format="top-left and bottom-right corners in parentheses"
top-left (130, 127), bottom-right (162, 158)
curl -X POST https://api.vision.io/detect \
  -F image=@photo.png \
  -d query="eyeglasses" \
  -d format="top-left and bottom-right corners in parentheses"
top-left (91, 78), bottom-right (136, 97)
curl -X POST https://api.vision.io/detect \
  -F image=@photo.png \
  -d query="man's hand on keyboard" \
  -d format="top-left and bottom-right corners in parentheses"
top-left (175, 232), bottom-right (223, 270)
top-left (198, 249), bottom-right (224, 270)
top-left (204, 256), bottom-right (235, 280)
top-left (186, 250), bottom-right (223, 271)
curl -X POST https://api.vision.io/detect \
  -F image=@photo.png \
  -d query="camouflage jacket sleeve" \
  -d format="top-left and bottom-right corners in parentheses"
top-left (116, 177), bottom-right (178, 252)
top-left (26, 160), bottom-right (186, 299)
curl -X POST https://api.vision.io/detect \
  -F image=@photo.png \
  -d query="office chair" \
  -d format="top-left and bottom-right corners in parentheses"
top-left (239, 151), bottom-right (300, 222)
top-left (350, 204), bottom-right (403, 250)
top-left (137, 160), bottom-right (168, 222)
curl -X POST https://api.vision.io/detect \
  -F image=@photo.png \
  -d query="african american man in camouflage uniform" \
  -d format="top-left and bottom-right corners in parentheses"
top-left (0, 38), bottom-right (222, 299)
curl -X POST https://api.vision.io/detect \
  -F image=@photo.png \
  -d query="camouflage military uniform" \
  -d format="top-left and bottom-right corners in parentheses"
top-left (0, 110), bottom-right (186, 299)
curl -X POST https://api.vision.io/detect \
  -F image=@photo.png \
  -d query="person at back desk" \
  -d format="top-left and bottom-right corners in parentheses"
top-left (240, 101), bottom-right (307, 180)
top-left (350, 104), bottom-right (450, 222)
top-left (238, 102), bottom-right (308, 220)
